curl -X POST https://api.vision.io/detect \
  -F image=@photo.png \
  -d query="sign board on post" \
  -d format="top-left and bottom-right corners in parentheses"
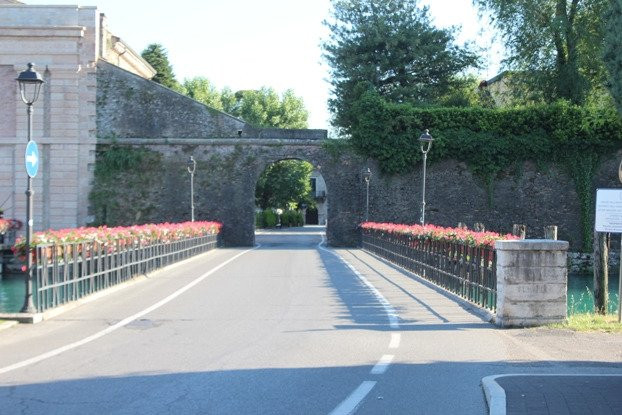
top-left (595, 189), bottom-right (622, 233)
top-left (25, 140), bottom-right (39, 179)
top-left (595, 187), bottom-right (622, 324)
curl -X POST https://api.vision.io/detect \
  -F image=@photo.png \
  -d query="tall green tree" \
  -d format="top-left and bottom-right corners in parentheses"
top-left (323, 0), bottom-right (480, 129)
top-left (141, 43), bottom-right (183, 92)
top-left (255, 160), bottom-right (314, 210)
top-left (183, 77), bottom-right (223, 110)
top-left (473, 0), bottom-right (609, 105)
top-left (182, 81), bottom-right (309, 128)
top-left (604, 0), bottom-right (622, 117)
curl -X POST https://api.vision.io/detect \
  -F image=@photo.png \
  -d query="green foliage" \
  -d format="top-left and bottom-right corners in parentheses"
top-left (604, 0), bottom-right (622, 117)
top-left (255, 160), bottom-right (314, 210)
top-left (280, 210), bottom-right (304, 227)
top-left (89, 146), bottom-right (162, 226)
top-left (349, 91), bottom-right (622, 250)
top-left (258, 209), bottom-right (278, 228)
top-left (141, 43), bottom-right (183, 92)
top-left (323, 0), bottom-right (480, 129)
top-left (182, 80), bottom-right (308, 128)
top-left (473, 0), bottom-right (609, 105)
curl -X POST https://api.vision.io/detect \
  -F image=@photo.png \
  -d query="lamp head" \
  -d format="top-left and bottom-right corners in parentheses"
top-left (16, 63), bottom-right (45, 105)
top-left (187, 156), bottom-right (196, 174)
top-left (418, 129), bottom-right (434, 153)
top-left (362, 167), bottom-right (372, 183)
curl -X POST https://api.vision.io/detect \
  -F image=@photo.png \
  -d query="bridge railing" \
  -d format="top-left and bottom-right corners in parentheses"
top-left (32, 234), bottom-right (218, 312)
top-left (362, 227), bottom-right (498, 311)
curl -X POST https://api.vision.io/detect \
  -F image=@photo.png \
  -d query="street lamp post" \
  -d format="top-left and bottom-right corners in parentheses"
top-left (187, 156), bottom-right (196, 222)
top-left (362, 168), bottom-right (372, 222)
top-left (418, 129), bottom-right (434, 226)
top-left (16, 63), bottom-right (44, 314)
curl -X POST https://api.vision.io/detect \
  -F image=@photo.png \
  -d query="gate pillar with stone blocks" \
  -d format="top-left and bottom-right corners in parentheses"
top-left (495, 240), bottom-right (569, 327)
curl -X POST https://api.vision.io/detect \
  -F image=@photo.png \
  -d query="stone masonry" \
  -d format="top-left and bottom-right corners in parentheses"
top-left (495, 240), bottom-right (569, 327)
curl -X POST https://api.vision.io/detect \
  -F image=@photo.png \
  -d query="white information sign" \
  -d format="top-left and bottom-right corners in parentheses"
top-left (595, 189), bottom-right (622, 233)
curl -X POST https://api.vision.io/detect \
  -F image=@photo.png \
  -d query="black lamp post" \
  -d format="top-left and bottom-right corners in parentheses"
top-left (362, 168), bottom-right (372, 222)
top-left (418, 129), bottom-right (434, 226)
top-left (16, 63), bottom-right (44, 313)
top-left (187, 156), bottom-right (196, 222)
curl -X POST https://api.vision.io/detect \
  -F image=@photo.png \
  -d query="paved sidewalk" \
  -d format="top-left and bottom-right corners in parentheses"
top-left (484, 374), bottom-right (622, 415)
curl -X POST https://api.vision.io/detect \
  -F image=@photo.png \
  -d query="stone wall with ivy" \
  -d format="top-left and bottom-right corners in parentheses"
top-left (348, 90), bottom-right (622, 251)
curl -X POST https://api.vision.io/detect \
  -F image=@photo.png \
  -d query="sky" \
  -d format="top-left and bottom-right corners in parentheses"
top-left (28, 0), bottom-right (504, 130)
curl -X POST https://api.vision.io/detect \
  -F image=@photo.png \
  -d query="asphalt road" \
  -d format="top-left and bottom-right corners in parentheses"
top-left (0, 228), bottom-right (620, 414)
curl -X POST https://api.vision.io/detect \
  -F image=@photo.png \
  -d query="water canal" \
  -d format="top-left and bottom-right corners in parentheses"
top-left (1, 271), bottom-right (619, 315)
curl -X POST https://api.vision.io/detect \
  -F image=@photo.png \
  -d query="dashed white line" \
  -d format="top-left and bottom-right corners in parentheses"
top-left (328, 381), bottom-right (377, 415)
top-left (370, 355), bottom-right (394, 375)
top-left (389, 333), bottom-right (401, 349)
top-left (0, 245), bottom-right (259, 376)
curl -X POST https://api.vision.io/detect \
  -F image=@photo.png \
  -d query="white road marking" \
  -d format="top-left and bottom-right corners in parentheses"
top-left (370, 355), bottom-right (394, 375)
top-left (389, 333), bottom-right (401, 349)
top-left (328, 381), bottom-right (377, 415)
top-left (0, 246), bottom-right (259, 376)
top-left (318, 237), bottom-right (399, 329)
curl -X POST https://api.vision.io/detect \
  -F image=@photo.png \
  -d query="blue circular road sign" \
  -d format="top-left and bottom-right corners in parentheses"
top-left (25, 140), bottom-right (39, 178)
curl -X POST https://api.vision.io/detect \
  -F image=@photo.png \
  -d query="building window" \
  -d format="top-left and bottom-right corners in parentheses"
top-left (310, 177), bottom-right (317, 195)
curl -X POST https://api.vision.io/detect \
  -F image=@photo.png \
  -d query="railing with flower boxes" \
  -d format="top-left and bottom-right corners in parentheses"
top-left (13, 221), bottom-right (222, 312)
top-left (361, 222), bottom-right (519, 312)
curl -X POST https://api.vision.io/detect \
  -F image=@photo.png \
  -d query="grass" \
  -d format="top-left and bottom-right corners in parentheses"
top-left (550, 313), bottom-right (622, 333)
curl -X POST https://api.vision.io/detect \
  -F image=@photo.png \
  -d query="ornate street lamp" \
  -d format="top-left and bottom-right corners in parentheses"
top-left (187, 156), bottom-right (196, 222)
top-left (16, 63), bottom-right (44, 313)
top-left (362, 168), bottom-right (372, 222)
top-left (418, 129), bottom-right (434, 226)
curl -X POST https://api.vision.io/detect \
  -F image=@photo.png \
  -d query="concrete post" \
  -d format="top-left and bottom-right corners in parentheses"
top-left (495, 239), bottom-right (569, 327)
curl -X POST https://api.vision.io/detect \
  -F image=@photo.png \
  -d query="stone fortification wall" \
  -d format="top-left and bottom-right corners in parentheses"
top-left (96, 61), bottom-right (247, 139)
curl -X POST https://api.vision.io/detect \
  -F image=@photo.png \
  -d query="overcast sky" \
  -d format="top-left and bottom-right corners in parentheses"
top-left (29, 0), bottom-right (504, 130)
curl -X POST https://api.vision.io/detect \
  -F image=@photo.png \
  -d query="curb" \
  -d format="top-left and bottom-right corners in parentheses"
top-left (481, 374), bottom-right (622, 415)
top-left (0, 320), bottom-right (19, 332)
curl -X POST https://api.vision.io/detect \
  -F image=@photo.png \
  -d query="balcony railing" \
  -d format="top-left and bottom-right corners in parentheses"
top-left (362, 228), bottom-right (497, 311)
top-left (33, 234), bottom-right (218, 312)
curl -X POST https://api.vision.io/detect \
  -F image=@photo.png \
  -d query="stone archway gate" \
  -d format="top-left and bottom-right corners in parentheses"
top-left (94, 137), bottom-right (367, 247)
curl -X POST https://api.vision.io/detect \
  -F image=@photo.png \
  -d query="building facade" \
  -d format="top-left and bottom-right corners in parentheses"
top-left (0, 2), bottom-right (155, 231)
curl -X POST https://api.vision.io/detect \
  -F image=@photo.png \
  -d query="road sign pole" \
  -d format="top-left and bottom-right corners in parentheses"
top-left (21, 103), bottom-right (36, 314)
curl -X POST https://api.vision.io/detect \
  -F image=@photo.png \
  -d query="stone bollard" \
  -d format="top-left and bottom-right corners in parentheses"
top-left (544, 225), bottom-right (558, 240)
top-left (512, 224), bottom-right (527, 239)
top-left (495, 239), bottom-right (569, 327)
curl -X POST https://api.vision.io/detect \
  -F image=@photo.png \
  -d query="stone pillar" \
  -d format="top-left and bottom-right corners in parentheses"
top-left (495, 240), bottom-right (569, 327)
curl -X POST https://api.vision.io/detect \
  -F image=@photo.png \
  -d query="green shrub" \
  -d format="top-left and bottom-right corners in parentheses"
top-left (262, 209), bottom-right (277, 228)
top-left (255, 211), bottom-right (264, 228)
top-left (280, 210), bottom-right (304, 227)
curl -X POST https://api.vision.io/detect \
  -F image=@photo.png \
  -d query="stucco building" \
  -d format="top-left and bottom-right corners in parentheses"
top-left (0, 1), bottom-right (155, 231)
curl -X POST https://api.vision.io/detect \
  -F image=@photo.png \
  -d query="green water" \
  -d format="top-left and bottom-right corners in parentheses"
top-left (567, 273), bottom-right (620, 315)
top-left (1, 273), bottom-right (620, 315)
top-left (0, 274), bottom-right (26, 313)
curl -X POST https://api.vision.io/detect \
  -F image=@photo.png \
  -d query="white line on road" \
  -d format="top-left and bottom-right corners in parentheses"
top-left (318, 237), bottom-right (399, 329)
top-left (370, 355), bottom-right (394, 375)
top-left (389, 333), bottom-right (401, 349)
top-left (328, 381), bottom-right (377, 415)
top-left (0, 245), bottom-right (259, 376)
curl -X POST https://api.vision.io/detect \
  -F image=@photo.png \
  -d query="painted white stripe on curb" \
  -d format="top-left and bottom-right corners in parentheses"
top-left (370, 355), bottom-right (394, 375)
top-left (318, 237), bottom-right (399, 329)
top-left (329, 381), bottom-right (377, 415)
top-left (0, 245), bottom-right (259, 375)
top-left (389, 333), bottom-right (401, 349)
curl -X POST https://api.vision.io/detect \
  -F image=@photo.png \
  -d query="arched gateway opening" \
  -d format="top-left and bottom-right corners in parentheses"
top-left (254, 159), bottom-right (328, 231)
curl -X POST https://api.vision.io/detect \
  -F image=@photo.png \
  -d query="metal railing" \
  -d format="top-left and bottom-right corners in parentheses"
top-left (362, 229), bottom-right (497, 311)
top-left (33, 234), bottom-right (218, 312)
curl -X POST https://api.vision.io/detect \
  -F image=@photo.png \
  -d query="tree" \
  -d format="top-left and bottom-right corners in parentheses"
top-left (473, 0), bottom-right (609, 105)
top-left (141, 43), bottom-right (183, 92)
top-left (604, 0), bottom-right (622, 117)
top-left (183, 77), bottom-right (224, 110)
top-left (255, 160), bottom-right (314, 210)
top-left (323, 0), bottom-right (480, 129)
top-left (181, 81), bottom-right (309, 128)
